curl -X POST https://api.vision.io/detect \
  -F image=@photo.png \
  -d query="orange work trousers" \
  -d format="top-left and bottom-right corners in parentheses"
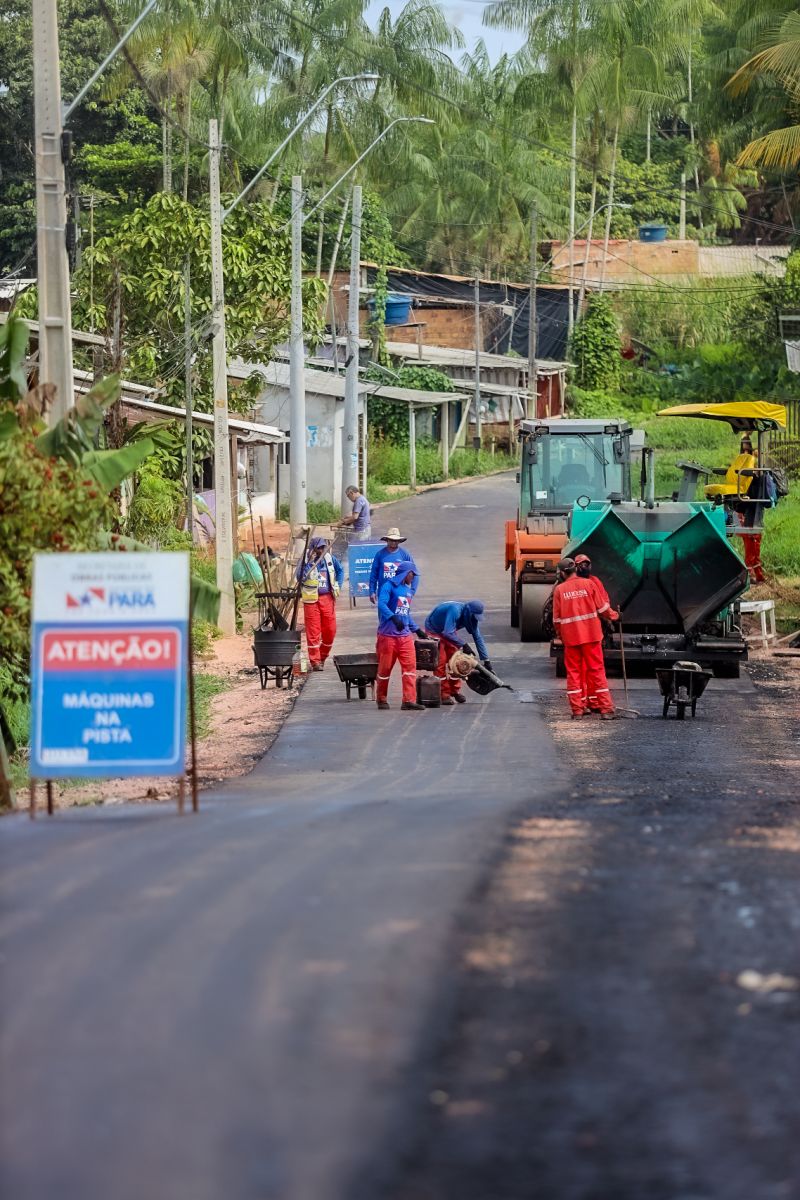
top-left (564, 641), bottom-right (614, 716)
top-left (426, 631), bottom-right (463, 698)
top-left (376, 634), bottom-right (417, 704)
top-left (303, 592), bottom-right (336, 665)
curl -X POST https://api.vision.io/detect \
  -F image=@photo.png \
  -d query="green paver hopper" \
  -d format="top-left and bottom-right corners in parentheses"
top-left (560, 458), bottom-right (749, 676)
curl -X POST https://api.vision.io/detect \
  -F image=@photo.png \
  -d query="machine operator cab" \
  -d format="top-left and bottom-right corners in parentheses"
top-left (518, 418), bottom-right (634, 522)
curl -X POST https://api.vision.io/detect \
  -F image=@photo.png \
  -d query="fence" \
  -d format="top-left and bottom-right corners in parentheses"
top-left (768, 398), bottom-right (800, 478)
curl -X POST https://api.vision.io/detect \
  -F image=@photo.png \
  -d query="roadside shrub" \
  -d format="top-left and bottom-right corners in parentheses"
top-left (126, 461), bottom-right (185, 542)
top-left (763, 485), bottom-right (800, 577)
top-left (569, 296), bottom-right (621, 390)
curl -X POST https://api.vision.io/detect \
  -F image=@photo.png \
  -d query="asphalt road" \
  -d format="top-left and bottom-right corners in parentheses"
top-left (4, 474), bottom-right (797, 1200)
top-left (1, 474), bottom-right (565, 1200)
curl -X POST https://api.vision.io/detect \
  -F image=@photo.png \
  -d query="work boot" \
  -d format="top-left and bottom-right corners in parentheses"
top-left (312, 663), bottom-right (324, 672)
top-left (600, 710), bottom-right (620, 721)
top-left (440, 696), bottom-right (455, 706)
top-left (453, 693), bottom-right (467, 704)
top-left (377, 700), bottom-right (390, 710)
top-left (401, 701), bottom-right (425, 711)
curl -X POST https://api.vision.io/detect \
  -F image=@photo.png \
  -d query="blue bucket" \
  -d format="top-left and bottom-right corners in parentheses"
top-left (639, 223), bottom-right (668, 243)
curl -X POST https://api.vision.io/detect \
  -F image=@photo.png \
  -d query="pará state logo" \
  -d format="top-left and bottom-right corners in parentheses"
top-left (395, 595), bottom-right (410, 615)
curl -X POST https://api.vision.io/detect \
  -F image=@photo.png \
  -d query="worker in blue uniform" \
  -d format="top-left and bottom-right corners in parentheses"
top-left (369, 527), bottom-right (417, 605)
top-left (424, 600), bottom-right (491, 705)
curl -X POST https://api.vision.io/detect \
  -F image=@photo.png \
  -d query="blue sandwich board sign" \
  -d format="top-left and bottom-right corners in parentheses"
top-left (30, 552), bottom-right (190, 778)
top-left (347, 542), bottom-right (382, 602)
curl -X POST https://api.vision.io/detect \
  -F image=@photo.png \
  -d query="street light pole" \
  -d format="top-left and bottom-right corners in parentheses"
top-left (33, 0), bottom-right (74, 423)
top-left (341, 184), bottom-right (362, 512)
top-left (289, 175), bottom-right (307, 527)
top-left (209, 118), bottom-right (236, 636)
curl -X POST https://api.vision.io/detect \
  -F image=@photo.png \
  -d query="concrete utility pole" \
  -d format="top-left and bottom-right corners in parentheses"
top-left (528, 206), bottom-right (538, 420)
top-left (473, 276), bottom-right (482, 451)
top-left (341, 184), bottom-right (362, 512)
top-left (184, 255), bottom-right (194, 544)
top-left (289, 175), bottom-right (307, 526)
top-left (208, 119), bottom-right (236, 636)
top-left (32, 0), bottom-right (74, 422)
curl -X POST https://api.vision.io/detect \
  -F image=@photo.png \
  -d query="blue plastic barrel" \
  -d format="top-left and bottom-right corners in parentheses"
top-left (368, 293), bottom-right (413, 325)
top-left (639, 223), bottom-right (668, 243)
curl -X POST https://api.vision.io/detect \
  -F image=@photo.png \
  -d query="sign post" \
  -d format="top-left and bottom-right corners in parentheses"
top-left (347, 542), bottom-right (382, 606)
top-left (30, 552), bottom-right (191, 814)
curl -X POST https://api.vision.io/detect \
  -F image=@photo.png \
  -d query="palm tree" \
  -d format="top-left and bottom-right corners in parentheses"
top-left (729, 11), bottom-right (800, 168)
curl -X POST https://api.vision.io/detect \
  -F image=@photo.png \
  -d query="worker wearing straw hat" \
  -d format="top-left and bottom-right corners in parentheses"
top-left (369, 526), bottom-right (417, 605)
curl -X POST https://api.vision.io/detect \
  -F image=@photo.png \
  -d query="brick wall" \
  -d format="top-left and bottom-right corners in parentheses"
top-left (550, 238), bottom-right (700, 283)
top-left (327, 270), bottom-right (482, 350)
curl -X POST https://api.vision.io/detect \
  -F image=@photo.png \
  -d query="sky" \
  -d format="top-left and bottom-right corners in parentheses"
top-left (366, 0), bottom-right (527, 65)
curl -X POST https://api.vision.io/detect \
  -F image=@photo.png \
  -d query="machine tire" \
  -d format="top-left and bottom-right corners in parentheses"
top-left (520, 583), bottom-right (550, 642)
top-left (510, 566), bottom-right (519, 628)
top-left (712, 660), bottom-right (741, 679)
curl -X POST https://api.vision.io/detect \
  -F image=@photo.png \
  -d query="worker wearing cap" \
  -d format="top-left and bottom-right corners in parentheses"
top-left (296, 536), bottom-right (344, 671)
top-left (552, 558), bottom-right (618, 720)
top-left (369, 527), bottom-right (417, 605)
top-left (574, 553), bottom-right (614, 713)
top-left (376, 561), bottom-right (426, 711)
top-left (424, 600), bottom-right (491, 706)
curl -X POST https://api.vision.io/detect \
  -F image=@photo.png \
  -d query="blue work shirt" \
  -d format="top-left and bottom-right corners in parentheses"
top-left (369, 546), bottom-right (416, 599)
top-left (377, 561), bottom-right (420, 638)
top-left (425, 600), bottom-right (489, 660)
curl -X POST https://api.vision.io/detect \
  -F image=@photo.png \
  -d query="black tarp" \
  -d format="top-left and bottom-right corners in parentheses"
top-left (368, 268), bottom-right (576, 361)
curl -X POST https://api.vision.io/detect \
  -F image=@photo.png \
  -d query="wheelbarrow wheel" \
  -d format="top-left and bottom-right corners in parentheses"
top-left (276, 672), bottom-right (284, 690)
top-left (662, 697), bottom-right (670, 719)
top-left (676, 701), bottom-right (687, 720)
top-left (357, 683), bottom-right (367, 700)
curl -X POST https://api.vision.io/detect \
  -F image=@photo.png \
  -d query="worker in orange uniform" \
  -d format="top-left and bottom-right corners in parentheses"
top-left (296, 537), bottom-right (344, 671)
top-left (552, 557), bottom-right (618, 720)
top-left (574, 553), bottom-right (614, 713)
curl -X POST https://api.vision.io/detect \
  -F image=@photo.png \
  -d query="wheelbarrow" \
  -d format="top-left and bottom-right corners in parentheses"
top-left (253, 627), bottom-right (301, 690)
top-left (656, 661), bottom-right (712, 720)
top-left (333, 652), bottom-right (379, 700)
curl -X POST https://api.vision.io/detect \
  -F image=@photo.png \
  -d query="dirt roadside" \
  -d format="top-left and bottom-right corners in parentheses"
top-left (380, 655), bottom-right (800, 1200)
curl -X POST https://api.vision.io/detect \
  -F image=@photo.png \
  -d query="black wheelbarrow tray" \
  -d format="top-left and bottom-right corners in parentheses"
top-left (656, 661), bottom-right (712, 720)
top-left (333, 652), bottom-right (379, 700)
top-left (253, 627), bottom-right (301, 690)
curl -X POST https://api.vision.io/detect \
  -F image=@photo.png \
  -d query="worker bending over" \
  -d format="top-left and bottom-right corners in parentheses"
top-left (376, 562), bottom-right (425, 711)
top-left (574, 553), bottom-right (614, 713)
top-left (553, 558), bottom-right (618, 720)
top-left (296, 536), bottom-right (344, 671)
top-left (425, 600), bottom-right (491, 707)
top-left (369, 526), bottom-right (417, 604)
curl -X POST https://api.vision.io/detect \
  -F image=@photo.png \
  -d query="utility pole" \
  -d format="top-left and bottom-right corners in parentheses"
top-left (473, 275), bottom-right (482, 451)
top-left (289, 175), bottom-right (307, 527)
top-left (32, 0), bottom-right (74, 422)
top-left (208, 119), bottom-right (236, 636)
top-left (184, 255), bottom-right (194, 544)
top-left (341, 184), bottom-right (362, 511)
top-left (528, 206), bottom-right (538, 420)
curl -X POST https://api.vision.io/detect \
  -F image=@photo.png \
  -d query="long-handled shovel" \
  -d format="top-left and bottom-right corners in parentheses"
top-left (616, 614), bottom-right (640, 718)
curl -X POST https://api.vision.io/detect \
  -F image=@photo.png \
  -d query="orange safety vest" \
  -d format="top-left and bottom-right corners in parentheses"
top-left (553, 576), bottom-right (614, 646)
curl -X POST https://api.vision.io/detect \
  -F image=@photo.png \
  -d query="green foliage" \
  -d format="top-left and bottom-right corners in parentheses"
top-left (192, 673), bottom-right (229, 739)
top-left (569, 297), bottom-right (622, 391)
top-left (762, 486), bottom-right (800, 577)
top-left (126, 462), bottom-right (186, 542)
top-left (365, 365), bottom-right (455, 442)
top-left (277, 499), bottom-right (340, 523)
top-left (368, 435), bottom-right (515, 486)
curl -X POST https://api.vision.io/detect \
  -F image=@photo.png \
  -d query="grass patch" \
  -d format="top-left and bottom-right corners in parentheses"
top-left (367, 480), bottom-right (414, 504)
top-left (192, 672), bottom-right (229, 739)
top-left (369, 436), bottom-right (516, 487)
top-left (763, 485), bottom-right (800, 577)
top-left (278, 499), bottom-right (340, 524)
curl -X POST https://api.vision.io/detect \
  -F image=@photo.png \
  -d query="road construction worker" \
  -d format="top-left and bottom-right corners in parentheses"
top-left (369, 526), bottom-right (417, 605)
top-left (376, 562), bottom-right (426, 710)
top-left (552, 558), bottom-right (618, 720)
top-left (296, 537), bottom-right (344, 671)
top-left (574, 553), bottom-right (615, 713)
top-left (424, 600), bottom-right (491, 706)
top-left (705, 435), bottom-right (756, 503)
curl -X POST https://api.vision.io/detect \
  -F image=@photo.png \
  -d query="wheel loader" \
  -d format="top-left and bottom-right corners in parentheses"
top-left (504, 418), bottom-right (636, 640)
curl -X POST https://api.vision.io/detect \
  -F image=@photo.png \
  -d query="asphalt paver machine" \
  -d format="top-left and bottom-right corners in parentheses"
top-left (504, 418), bottom-right (637, 640)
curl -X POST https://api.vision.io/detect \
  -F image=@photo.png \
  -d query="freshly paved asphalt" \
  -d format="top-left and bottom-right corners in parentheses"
top-left (1, 474), bottom-right (567, 1200)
